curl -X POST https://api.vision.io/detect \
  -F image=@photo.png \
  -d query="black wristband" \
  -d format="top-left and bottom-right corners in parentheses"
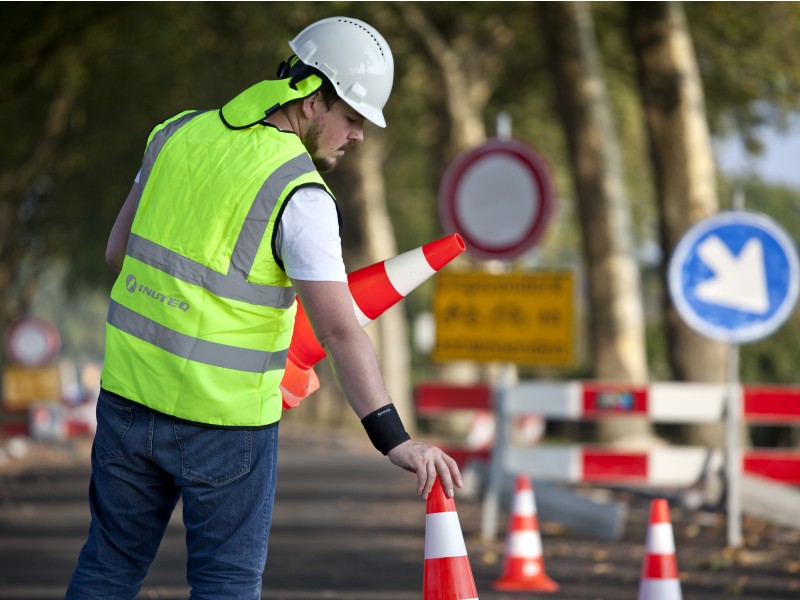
top-left (360, 404), bottom-right (411, 455)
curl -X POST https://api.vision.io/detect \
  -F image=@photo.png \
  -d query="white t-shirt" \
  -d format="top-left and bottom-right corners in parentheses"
top-left (133, 172), bottom-right (346, 282)
top-left (275, 187), bottom-right (347, 282)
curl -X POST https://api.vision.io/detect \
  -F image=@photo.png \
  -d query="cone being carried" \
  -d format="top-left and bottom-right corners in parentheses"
top-left (281, 233), bottom-right (466, 409)
top-left (423, 477), bottom-right (479, 600)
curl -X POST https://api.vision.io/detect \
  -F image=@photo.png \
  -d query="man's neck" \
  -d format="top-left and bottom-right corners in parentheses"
top-left (266, 108), bottom-right (298, 134)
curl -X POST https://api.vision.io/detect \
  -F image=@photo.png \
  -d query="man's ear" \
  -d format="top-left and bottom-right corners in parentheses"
top-left (301, 92), bottom-right (323, 119)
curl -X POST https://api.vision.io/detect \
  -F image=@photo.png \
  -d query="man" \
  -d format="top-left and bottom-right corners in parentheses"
top-left (66, 16), bottom-right (462, 600)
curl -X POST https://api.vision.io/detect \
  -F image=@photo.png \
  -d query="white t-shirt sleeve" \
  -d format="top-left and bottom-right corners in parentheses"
top-left (276, 187), bottom-right (347, 282)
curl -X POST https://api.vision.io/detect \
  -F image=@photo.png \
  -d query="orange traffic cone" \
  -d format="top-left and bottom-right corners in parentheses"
top-left (281, 233), bottom-right (465, 409)
top-left (638, 498), bottom-right (682, 600)
top-left (493, 475), bottom-right (559, 592)
top-left (424, 478), bottom-right (479, 600)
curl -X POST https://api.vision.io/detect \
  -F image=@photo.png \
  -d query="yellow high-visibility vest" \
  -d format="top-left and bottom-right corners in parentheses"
top-left (102, 88), bottom-right (335, 427)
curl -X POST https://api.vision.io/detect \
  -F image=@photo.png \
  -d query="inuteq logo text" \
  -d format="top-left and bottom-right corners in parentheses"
top-left (126, 274), bottom-right (190, 312)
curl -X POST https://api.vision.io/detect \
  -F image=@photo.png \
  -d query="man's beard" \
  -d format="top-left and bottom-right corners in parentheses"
top-left (312, 154), bottom-right (337, 173)
top-left (305, 120), bottom-right (354, 173)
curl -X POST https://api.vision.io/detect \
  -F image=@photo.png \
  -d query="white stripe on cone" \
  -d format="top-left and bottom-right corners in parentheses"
top-left (508, 531), bottom-right (543, 559)
top-left (384, 246), bottom-right (435, 296)
top-left (424, 512), bottom-right (468, 559)
top-left (639, 579), bottom-right (683, 600)
top-left (646, 523), bottom-right (676, 554)
top-left (350, 246), bottom-right (436, 328)
top-left (512, 489), bottom-right (536, 515)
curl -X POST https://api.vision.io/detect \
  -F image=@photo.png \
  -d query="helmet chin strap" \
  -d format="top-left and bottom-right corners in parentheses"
top-left (219, 58), bottom-right (323, 130)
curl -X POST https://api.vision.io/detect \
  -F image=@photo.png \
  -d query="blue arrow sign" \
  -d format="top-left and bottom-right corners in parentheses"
top-left (668, 211), bottom-right (800, 344)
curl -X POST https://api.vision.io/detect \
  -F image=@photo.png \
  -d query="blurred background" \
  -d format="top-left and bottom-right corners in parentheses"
top-left (2, 1), bottom-right (800, 452)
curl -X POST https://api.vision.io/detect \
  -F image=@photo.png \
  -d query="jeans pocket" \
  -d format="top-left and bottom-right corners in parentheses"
top-left (174, 424), bottom-right (253, 484)
top-left (94, 393), bottom-right (133, 463)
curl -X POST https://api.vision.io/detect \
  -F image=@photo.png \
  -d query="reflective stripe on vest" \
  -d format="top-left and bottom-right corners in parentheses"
top-left (107, 300), bottom-right (288, 373)
top-left (124, 230), bottom-right (294, 308)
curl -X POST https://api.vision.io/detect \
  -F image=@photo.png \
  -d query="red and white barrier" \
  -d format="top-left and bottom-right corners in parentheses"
top-left (415, 381), bottom-right (800, 485)
top-left (506, 446), bottom-right (800, 486)
top-left (511, 381), bottom-right (800, 424)
top-left (416, 380), bottom-right (800, 424)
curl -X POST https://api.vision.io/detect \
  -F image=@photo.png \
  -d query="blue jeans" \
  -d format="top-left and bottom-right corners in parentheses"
top-left (66, 391), bottom-right (279, 600)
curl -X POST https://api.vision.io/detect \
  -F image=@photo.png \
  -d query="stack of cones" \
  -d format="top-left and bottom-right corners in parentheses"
top-left (423, 478), bottom-right (479, 600)
top-left (638, 498), bottom-right (682, 600)
top-left (281, 233), bottom-right (465, 409)
top-left (493, 474), bottom-right (559, 592)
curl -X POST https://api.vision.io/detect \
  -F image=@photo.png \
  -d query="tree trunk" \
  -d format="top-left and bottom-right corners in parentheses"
top-left (540, 2), bottom-right (651, 444)
top-left (345, 132), bottom-right (415, 433)
top-left (629, 2), bottom-right (728, 447)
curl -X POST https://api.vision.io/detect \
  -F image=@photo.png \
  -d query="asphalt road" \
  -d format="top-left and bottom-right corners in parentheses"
top-left (0, 424), bottom-right (798, 600)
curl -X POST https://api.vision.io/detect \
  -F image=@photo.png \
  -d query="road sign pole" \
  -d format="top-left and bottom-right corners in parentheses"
top-left (481, 363), bottom-right (513, 541)
top-left (725, 343), bottom-right (743, 548)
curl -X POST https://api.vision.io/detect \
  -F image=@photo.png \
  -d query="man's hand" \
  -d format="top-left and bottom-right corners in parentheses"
top-left (387, 440), bottom-right (463, 500)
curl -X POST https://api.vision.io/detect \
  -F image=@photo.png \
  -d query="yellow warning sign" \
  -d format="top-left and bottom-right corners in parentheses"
top-left (2, 365), bottom-right (61, 409)
top-left (432, 271), bottom-right (574, 366)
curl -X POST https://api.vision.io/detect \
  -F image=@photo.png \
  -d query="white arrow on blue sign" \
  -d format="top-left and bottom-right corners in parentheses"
top-left (668, 211), bottom-right (800, 344)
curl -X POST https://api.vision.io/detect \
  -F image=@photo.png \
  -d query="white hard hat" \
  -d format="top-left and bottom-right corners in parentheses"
top-left (289, 16), bottom-right (394, 128)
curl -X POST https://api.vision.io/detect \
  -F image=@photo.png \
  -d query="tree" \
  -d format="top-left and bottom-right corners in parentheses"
top-left (0, 3), bottom-right (111, 375)
top-left (539, 2), bottom-right (650, 442)
top-left (6, 2), bottom-right (800, 434)
top-left (629, 3), bottom-right (727, 381)
top-left (629, 2), bottom-right (730, 447)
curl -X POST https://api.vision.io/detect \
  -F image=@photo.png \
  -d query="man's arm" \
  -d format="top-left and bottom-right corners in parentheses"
top-left (106, 183), bottom-right (140, 272)
top-left (290, 277), bottom-right (463, 499)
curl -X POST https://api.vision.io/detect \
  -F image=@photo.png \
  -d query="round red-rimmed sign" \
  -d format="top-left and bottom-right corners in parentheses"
top-left (438, 138), bottom-right (556, 261)
top-left (4, 316), bottom-right (61, 368)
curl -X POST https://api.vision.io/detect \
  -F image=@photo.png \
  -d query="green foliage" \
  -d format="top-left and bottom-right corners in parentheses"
top-left (687, 2), bottom-right (800, 147)
top-left (4, 2), bottom-right (800, 385)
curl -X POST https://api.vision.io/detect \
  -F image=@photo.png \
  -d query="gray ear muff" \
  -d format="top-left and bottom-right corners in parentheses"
top-left (277, 56), bottom-right (320, 90)
top-left (276, 55), bottom-right (296, 79)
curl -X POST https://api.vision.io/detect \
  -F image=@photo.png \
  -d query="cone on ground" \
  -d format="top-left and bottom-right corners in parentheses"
top-left (423, 478), bottom-right (479, 600)
top-left (281, 233), bottom-right (465, 409)
top-left (493, 474), bottom-right (559, 592)
top-left (638, 498), bottom-right (682, 600)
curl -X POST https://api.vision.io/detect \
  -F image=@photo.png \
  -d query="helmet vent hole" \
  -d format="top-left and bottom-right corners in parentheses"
top-left (338, 17), bottom-right (385, 58)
